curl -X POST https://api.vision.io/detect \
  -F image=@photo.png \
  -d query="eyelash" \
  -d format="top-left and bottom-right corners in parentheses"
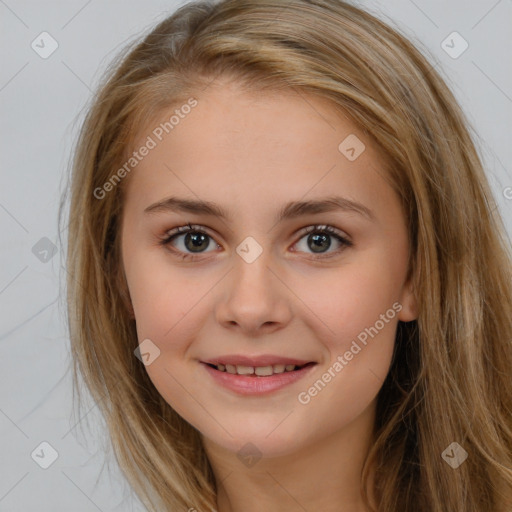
top-left (159, 223), bottom-right (353, 261)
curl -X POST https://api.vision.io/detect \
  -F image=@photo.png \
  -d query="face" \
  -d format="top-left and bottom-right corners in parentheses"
top-left (119, 79), bottom-right (417, 458)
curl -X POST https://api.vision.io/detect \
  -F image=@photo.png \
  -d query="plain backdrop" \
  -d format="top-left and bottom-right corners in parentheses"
top-left (1, 0), bottom-right (511, 510)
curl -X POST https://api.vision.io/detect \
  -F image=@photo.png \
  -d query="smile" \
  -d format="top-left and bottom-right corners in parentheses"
top-left (207, 362), bottom-right (314, 376)
top-left (200, 359), bottom-right (317, 395)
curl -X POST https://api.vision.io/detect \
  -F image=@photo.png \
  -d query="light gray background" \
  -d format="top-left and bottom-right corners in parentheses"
top-left (1, 0), bottom-right (511, 510)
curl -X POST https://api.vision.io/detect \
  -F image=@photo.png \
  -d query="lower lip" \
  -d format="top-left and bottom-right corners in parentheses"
top-left (201, 362), bottom-right (317, 395)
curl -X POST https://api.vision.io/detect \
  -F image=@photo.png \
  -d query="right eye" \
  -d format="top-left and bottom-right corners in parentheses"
top-left (159, 223), bottom-right (220, 260)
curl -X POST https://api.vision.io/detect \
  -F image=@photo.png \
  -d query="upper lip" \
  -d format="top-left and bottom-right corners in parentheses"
top-left (202, 355), bottom-right (316, 367)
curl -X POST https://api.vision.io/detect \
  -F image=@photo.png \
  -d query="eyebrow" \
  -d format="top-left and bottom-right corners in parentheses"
top-left (144, 195), bottom-right (376, 223)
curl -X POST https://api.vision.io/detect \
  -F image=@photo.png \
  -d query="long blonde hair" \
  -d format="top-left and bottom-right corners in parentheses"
top-left (60, 1), bottom-right (512, 510)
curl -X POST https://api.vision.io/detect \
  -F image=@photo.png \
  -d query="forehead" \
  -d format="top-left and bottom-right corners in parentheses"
top-left (122, 81), bottom-right (395, 223)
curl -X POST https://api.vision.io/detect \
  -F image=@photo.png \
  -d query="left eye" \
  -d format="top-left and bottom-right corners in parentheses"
top-left (160, 223), bottom-right (353, 260)
top-left (293, 225), bottom-right (353, 257)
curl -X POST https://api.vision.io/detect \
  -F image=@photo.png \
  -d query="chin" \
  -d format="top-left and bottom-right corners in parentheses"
top-left (199, 417), bottom-right (318, 461)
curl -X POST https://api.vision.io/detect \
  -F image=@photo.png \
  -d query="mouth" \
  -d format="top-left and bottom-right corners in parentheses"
top-left (200, 357), bottom-right (318, 395)
top-left (204, 361), bottom-right (316, 377)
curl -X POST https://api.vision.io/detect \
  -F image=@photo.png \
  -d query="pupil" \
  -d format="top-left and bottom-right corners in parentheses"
top-left (186, 233), bottom-right (209, 252)
top-left (309, 233), bottom-right (331, 253)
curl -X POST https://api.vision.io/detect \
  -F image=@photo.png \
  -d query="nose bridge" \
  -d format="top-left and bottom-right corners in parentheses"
top-left (232, 235), bottom-right (276, 299)
top-left (215, 234), bottom-right (291, 331)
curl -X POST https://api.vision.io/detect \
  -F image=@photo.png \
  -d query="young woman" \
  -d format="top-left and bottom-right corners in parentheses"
top-left (60, 1), bottom-right (512, 510)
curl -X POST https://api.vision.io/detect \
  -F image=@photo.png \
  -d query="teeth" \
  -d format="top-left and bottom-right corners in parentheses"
top-left (236, 365), bottom-right (254, 375)
top-left (255, 366), bottom-right (273, 376)
top-left (215, 363), bottom-right (302, 375)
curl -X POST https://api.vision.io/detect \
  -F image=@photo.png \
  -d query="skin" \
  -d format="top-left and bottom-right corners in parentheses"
top-left (119, 78), bottom-right (417, 512)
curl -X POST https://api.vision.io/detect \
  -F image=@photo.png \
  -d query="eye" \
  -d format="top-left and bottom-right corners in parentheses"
top-left (293, 224), bottom-right (352, 259)
top-left (159, 223), bottom-right (218, 260)
top-left (159, 223), bottom-right (352, 261)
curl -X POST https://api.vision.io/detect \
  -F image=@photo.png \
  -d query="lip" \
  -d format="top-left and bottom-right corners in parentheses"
top-left (202, 354), bottom-right (315, 367)
top-left (201, 361), bottom-right (317, 395)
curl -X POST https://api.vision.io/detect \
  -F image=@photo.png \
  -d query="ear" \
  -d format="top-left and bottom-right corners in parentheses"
top-left (397, 275), bottom-right (418, 322)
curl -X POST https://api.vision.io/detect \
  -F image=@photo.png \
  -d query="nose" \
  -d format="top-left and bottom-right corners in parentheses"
top-left (214, 248), bottom-right (292, 335)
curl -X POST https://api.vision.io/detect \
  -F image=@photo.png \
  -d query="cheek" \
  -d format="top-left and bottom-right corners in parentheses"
top-left (293, 267), bottom-right (399, 439)
top-left (297, 257), bottom-right (403, 349)
top-left (129, 257), bottom-right (205, 340)
top-left (290, 258), bottom-right (401, 407)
